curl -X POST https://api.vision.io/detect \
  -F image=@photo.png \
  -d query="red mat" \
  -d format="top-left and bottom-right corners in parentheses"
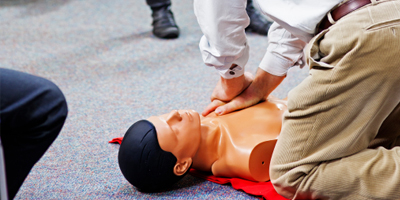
top-left (109, 137), bottom-right (287, 200)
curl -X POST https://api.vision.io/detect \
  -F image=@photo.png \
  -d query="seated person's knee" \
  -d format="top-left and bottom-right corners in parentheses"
top-left (270, 164), bottom-right (303, 199)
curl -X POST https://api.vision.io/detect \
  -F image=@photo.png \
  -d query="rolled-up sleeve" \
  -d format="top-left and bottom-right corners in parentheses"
top-left (259, 22), bottom-right (307, 76)
top-left (194, 0), bottom-right (249, 79)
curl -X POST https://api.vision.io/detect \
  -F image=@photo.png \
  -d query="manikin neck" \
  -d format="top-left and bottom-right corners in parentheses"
top-left (191, 121), bottom-right (220, 171)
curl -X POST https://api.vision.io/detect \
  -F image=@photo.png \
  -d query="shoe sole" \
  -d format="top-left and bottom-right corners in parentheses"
top-left (153, 27), bottom-right (179, 39)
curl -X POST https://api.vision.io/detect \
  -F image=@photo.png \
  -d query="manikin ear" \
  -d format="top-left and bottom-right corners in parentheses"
top-left (173, 158), bottom-right (192, 176)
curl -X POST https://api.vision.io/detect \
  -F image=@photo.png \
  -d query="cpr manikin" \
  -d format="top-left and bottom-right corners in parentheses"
top-left (118, 96), bottom-right (287, 192)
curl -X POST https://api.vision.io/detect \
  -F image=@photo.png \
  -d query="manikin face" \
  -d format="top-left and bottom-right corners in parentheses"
top-left (147, 110), bottom-right (202, 164)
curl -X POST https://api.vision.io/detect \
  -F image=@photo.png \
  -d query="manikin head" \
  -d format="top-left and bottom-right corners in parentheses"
top-left (118, 110), bottom-right (201, 192)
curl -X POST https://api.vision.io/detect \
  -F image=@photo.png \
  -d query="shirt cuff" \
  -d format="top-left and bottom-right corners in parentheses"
top-left (258, 52), bottom-right (292, 76)
top-left (216, 50), bottom-right (248, 79)
top-left (199, 36), bottom-right (249, 79)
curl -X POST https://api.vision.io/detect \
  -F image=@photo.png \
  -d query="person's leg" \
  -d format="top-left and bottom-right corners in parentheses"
top-left (145, 0), bottom-right (179, 39)
top-left (270, 1), bottom-right (400, 199)
top-left (0, 68), bottom-right (68, 199)
top-left (146, 0), bottom-right (170, 8)
top-left (369, 101), bottom-right (400, 149)
top-left (246, 0), bottom-right (272, 36)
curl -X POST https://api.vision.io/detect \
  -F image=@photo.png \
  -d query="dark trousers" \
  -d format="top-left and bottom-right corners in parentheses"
top-left (145, 0), bottom-right (252, 10)
top-left (0, 68), bottom-right (68, 199)
top-left (146, 0), bottom-right (171, 8)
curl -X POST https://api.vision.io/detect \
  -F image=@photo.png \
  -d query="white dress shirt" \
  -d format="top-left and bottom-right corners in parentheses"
top-left (194, 0), bottom-right (343, 79)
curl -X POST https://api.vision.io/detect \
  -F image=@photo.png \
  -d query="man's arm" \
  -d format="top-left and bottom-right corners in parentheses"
top-left (194, 0), bottom-right (249, 80)
top-left (201, 22), bottom-right (306, 116)
top-left (194, 0), bottom-right (254, 115)
top-left (194, 0), bottom-right (307, 115)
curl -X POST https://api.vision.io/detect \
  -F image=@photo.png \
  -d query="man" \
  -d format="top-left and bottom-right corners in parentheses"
top-left (0, 68), bottom-right (68, 199)
top-left (146, 0), bottom-right (272, 39)
top-left (194, 0), bottom-right (400, 199)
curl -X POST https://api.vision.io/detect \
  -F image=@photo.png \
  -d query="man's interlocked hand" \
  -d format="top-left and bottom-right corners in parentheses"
top-left (202, 69), bottom-right (285, 117)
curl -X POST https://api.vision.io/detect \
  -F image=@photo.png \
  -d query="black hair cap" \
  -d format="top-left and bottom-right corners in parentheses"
top-left (118, 120), bottom-right (184, 192)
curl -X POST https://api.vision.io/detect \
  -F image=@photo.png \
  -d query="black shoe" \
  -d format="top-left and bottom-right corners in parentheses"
top-left (245, 1), bottom-right (272, 36)
top-left (151, 6), bottom-right (179, 39)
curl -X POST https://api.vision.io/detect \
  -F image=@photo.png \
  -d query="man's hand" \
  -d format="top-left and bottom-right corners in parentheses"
top-left (202, 72), bottom-right (253, 116)
top-left (202, 69), bottom-right (285, 116)
top-left (211, 71), bottom-right (254, 102)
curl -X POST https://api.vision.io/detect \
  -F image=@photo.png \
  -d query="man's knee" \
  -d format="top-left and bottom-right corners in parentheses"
top-left (1, 69), bottom-right (68, 138)
top-left (40, 79), bottom-right (68, 117)
top-left (11, 75), bottom-right (68, 140)
top-left (270, 166), bottom-right (301, 199)
top-left (33, 79), bottom-right (68, 138)
top-left (270, 157), bottom-right (317, 199)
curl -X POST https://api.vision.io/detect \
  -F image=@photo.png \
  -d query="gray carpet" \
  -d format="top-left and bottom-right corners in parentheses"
top-left (0, 0), bottom-right (308, 199)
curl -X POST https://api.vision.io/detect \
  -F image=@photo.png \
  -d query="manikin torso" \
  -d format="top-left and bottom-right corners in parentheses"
top-left (192, 98), bottom-right (287, 182)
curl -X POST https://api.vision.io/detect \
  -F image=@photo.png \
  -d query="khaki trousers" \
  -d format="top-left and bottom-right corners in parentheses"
top-left (270, 0), bottom-right (400, 199)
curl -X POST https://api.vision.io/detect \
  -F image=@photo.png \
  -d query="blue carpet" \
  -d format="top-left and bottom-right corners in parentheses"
top-left (0, 0), bottom-right (308, 199)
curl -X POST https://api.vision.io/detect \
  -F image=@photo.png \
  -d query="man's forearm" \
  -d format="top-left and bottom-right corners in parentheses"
top-left (253, 68), bottom-right (285, 99)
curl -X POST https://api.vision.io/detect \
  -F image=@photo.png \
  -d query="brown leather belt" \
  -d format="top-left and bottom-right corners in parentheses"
top-left (317, 0), bottom-right (374, 34)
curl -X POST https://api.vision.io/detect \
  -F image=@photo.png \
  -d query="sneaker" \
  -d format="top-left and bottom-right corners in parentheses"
top-left (151, 6), bottom-right (180, 39)
top-left (245, 1), bottom-right (272, 36)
